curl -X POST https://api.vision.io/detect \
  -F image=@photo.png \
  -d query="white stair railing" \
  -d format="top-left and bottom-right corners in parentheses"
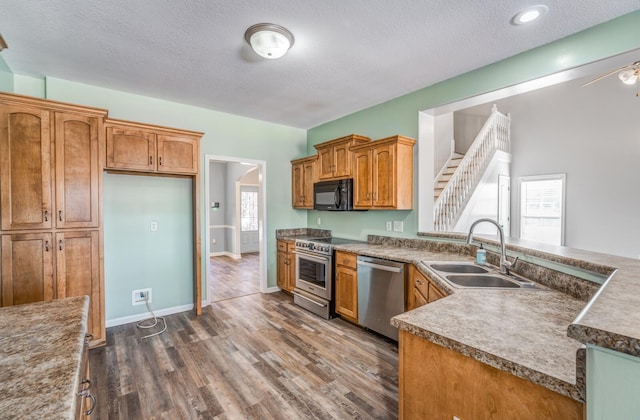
top-left (433, 105), bottom-right (510, 231)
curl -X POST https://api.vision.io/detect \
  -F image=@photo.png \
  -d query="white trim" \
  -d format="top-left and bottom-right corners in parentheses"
top-left (265, 286), bottom-right (282, 293)
top-left (209, 224), bottom-right (236, 229)
top-left (209, 251), bottom-right (241, 259)
top-left (204, 154), bottom-right (268, 307)
top-left (106, 304), bottom-right (193, 328)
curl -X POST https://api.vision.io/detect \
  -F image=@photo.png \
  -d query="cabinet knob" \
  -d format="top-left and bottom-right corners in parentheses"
top-left (58, 210), bottom-right (62, 222)
top-left (58, 240), bottom-right (63, 251)
top-left (44, 210), bottom-right (48, 221)
top-left (45, 240), bottom-right (49, 252)
top-left (149, 156), bottom-right (153, 165)
top-left (415, 280), bottom-right (422, 285)
top-left (159, 156), bottom-right (162, 166)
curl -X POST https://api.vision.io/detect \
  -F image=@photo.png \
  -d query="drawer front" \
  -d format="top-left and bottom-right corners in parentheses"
top-left (277, 241), bottom-right (288, 252)
top-left (413, 270), bottom-right (429, 298)
top-left (287, 242), bottom-right (297, 253)
top-left (336, 251), bottom-right (357, 269)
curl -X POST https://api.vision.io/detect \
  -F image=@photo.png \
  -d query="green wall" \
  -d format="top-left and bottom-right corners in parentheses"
top-left (306, 10), bottom-right (640, 241)
top-left (0, 55), bottom-right (13, 92)
top-left (7, 76), bottom-right (307, 320)
top-left (104, 174), bottom-right (193, 319)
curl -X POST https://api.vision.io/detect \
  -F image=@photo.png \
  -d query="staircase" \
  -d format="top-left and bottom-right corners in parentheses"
top-left (433, 105), bottom-right (511, 231)
top-left (434, 152), bottom-right (465, 201)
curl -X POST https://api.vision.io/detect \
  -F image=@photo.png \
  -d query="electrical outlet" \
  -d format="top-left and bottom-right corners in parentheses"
top-left (317, 217), bottom-right (321, 225)
top-left (132, 288), bottom-right (152, 306)
top-left (385, 221), bottom-right (392, 231)
top-left (150, 220), bottom-right (158, 231)
top-left (212, 238), bottom-right (217, 244)
top-left (393, 221), bottom-right (404, 232)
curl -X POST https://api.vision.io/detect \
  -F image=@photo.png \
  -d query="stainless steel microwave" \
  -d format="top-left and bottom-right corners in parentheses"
top-left (313, 178), bottom-right (354, 211)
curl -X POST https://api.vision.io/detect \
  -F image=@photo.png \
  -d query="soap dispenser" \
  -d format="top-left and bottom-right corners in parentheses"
top-left (476, 243), bottom-right (487, 265)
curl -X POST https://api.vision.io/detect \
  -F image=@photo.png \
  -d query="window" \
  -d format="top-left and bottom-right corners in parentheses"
top-left (519, 174), bottom-right (565, 245)
top-left (240, 191), bottom-right (258, 231)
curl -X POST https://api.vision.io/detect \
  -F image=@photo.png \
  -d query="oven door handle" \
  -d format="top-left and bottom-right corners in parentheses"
top-left (293, 251), bottom-right (330, 264)
top-left (293, 291), bottom-right (328, 307)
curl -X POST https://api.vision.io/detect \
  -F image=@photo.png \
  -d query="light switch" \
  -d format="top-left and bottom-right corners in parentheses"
top-left (393, 221), bottom-right (403, 232)
top-left (150, 221), bottom-right (158, 231)
top-left (386, 221), bottom-right (392, 231)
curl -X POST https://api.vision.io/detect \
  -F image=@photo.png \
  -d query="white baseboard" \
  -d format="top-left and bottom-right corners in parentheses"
top-left (265, 286), bottom-right (282, 293)
top-left (209, 251), bottom-right (241, 259)
top-left (106, 303), bottom-right (194, 328)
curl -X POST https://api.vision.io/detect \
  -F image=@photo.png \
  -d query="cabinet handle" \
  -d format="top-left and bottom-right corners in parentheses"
top-left (81, 378), bottom-right (92, 391)
top-left (81, 391), bottom-right (97, 416)
top-left (159, 156), bottom-right (162, 166)
top-left (45, 241), bottom-right (49, 252)
top-left (44, 210), bottom-right (48, 221)
top-left (58, 240), bottom-right (63, 251)
top-left (149, 156), bottom-right (153, 165)
top-left (58, 210), bottom-right (62, 221)
top-left (85, 333), bottom-right (94, 344)
top-left (415, 280), bottom-right (422, 285)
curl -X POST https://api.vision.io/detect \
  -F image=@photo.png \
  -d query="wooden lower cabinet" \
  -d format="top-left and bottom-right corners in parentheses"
top-left (1, 233), bottom-right (54, 306)
top-left (407, 265), bottom-right (445, 310)
top-left (56, 231), bottom-right (103, 347)
top-left (334, 251), bottom-right (358, 323)
top-left (399, 330), bottom-right (584, 419)
top-left (276, 240), bottom-right (296, 293)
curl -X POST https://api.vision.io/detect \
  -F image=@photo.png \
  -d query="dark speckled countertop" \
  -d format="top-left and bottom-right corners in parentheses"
top-left (0, 296), bottom-right (89, 419)
top-left (333, 240), bottom-right (588, 402)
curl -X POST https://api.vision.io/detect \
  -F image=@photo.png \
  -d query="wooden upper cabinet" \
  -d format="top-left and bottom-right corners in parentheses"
top-left (105, 119), bottom-right (202, 175)
top-left (1, 233), bottom-right (54, 307)
top-left (157, 134), bottom-right (198, 174)
top-left (55, 112), bottom-right (101, 228)
top-left (291, 156), bottom-right (316, 209)
top-left (106, 126), bottom-right (156, 171)
top-left (351, 135), bottom-right (415, 210)
top-left (0, 105), bottom-right (52, 231)
top-left (314, 134), bottom-right (370, 180)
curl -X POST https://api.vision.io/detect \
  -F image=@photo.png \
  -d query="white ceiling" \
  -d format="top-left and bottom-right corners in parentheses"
top-left (1, 1), bottom-right (639, 129)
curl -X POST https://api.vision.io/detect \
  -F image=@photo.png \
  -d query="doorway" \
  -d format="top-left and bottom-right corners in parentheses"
top-left (205, 155), bottom-right (267, 305)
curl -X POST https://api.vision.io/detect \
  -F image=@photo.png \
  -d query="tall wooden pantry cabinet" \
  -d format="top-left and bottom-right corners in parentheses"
top-left (0, 93), bottom-right (107, 347)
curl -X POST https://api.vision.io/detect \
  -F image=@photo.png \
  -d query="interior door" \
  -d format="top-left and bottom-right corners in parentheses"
top-left (239, 185), bottom-right (259, 253)
top-left (498, 175), bottom-right (511, 237)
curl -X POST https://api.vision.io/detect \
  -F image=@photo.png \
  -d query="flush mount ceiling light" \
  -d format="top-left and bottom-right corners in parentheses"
top-left (510, 5), bottom-right (548, 25)
top-left (244, 23), bottom-right (294, 59)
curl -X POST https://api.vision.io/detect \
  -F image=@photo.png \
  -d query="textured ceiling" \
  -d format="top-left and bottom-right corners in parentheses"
top-left (0, 1), bottom-right (639, 128)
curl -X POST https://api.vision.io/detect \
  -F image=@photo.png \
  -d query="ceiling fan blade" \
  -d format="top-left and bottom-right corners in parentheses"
top-left (581, 63), bottom-right (634, 87)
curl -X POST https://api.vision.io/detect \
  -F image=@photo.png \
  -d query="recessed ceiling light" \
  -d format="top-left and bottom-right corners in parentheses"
top-left (511, 5), bottom-right (548, 26)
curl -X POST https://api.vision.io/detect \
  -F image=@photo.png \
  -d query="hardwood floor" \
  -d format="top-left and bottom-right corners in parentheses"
top-left (89, 292), bottom-right (399, 419)
top-left (208, 253), bottom-right (260, 303)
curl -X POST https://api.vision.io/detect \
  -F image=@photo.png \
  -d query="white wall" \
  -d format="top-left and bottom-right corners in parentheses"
top-left (463, 74), bottom-right (640, 258)
top-left (434, 113), bottom-right (454, 175)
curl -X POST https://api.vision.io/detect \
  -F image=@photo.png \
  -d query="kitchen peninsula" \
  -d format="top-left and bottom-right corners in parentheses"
top-left (278, 228), bottom-right (640, 418)
top-left (0, 296), bottom-right (92, 419)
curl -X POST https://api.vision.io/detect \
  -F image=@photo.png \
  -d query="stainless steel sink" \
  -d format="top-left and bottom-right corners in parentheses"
top-left (429, 263), bottom-right (489, 274)
top-left (423, 261), bottom-right (540, 290)
top-left (446, 274), bottom-right (520, 288)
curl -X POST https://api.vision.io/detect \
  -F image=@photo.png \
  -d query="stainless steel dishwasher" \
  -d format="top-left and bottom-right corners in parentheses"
top-left (357, 256), bottom-right (406, 341)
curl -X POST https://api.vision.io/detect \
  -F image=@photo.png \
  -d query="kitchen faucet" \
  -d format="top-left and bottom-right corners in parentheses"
top-left (466, 218), bottom-right (518, 275)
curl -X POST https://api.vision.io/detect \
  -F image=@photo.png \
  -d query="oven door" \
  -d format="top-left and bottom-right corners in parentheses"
top-left (294, 250), bottom-right (332, 300)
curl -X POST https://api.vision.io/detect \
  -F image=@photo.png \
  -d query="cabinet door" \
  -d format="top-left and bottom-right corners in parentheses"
top-left (56, 231), bottom-right (102, 344)
top-left (156, 134), bottom-right (198, 174)
top-left (428, 283), bottom-right (445, 303)
top-left (1, 233), bottom-right (54, 306)
top-left (316, 146), bottom-right (334, 180)
top-left (372, 143), bottom-right (396, 207)
top-left (412, 287), bottom-right (427, 309)
top-left (106, 126), bottom-right (156, 171)
top-left (335, 266), bottom-right (358, 321)
top-left (0, 105), bottom-right (52, 230)
top-left (286, 249), bottom-right (297, 292)
top-left (291, 162), bottom-right (305, 208)
top-left (301, 159), bottom-right (315, 208)
top-left (277, 250), bottom-right (288, 290)
top-left (353, 150), bottom-right (372, 208)
top-left (333, 142), bottom-right (351, 178)
top-left (55, 112), bottom-right (100, 228)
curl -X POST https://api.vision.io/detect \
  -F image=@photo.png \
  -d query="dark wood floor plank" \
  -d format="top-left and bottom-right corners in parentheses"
top-left (89, 254), bottom-right (398, 419)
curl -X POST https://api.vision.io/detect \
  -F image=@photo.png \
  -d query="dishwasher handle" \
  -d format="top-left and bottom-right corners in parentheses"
top-left (357, 260), bottom-right (404, 273)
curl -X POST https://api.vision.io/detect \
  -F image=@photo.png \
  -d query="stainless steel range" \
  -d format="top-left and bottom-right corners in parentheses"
top-left (292, 237), bottom-right (359, 319)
